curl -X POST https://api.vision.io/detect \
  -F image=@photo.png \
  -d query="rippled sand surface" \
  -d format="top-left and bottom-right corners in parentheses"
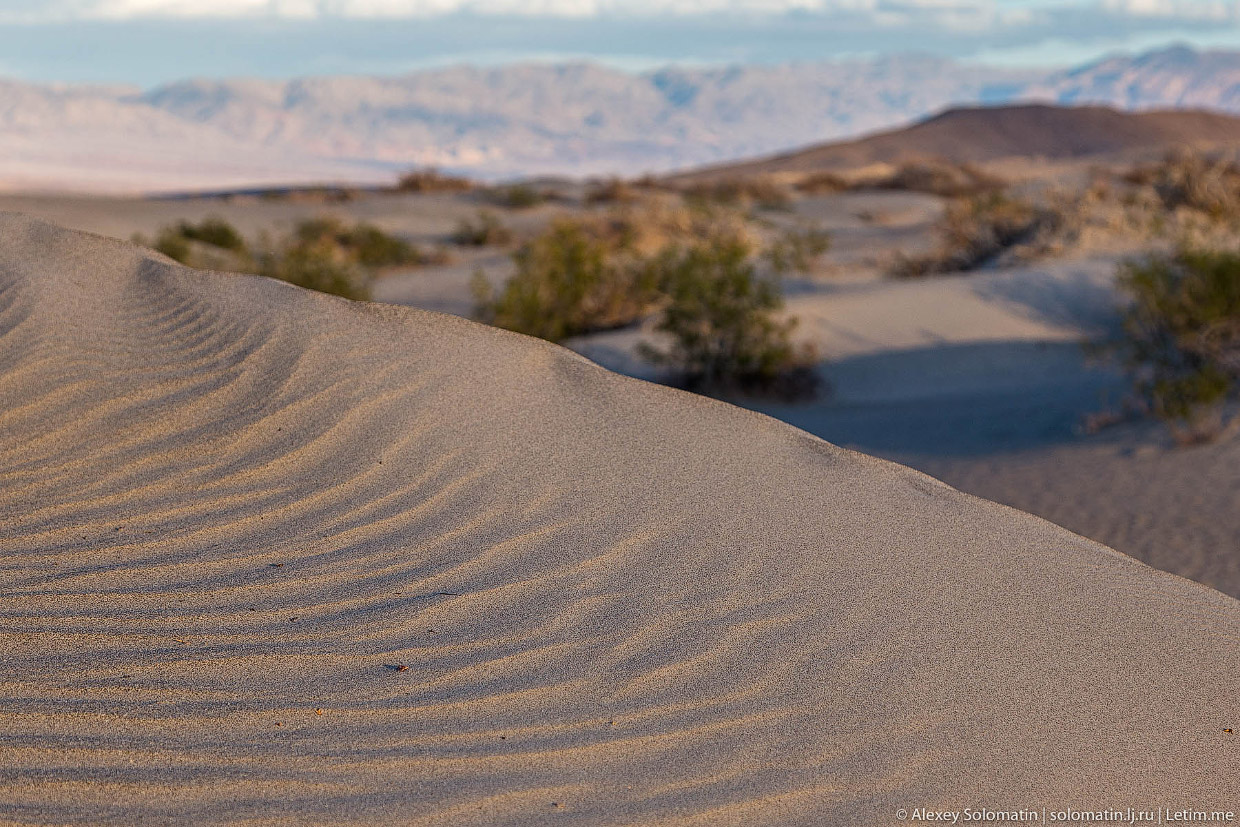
top-left (1, 213), bottom-right (1237, 825)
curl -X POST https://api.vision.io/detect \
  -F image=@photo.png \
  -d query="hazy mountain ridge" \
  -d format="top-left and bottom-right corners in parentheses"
top-left (130, 58), bottom-right (1023, 175)
top-left (1033, 45), bottom-right (1240, 111)
top-left (3, 46), bottom-right (1240, 192)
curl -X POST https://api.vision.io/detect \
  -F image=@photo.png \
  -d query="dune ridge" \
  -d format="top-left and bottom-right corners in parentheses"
top-left (1, 212), bottom-right (1237, 825)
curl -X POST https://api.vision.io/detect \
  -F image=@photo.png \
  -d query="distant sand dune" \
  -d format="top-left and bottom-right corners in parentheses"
top-left (1, 213), bottom-right (1237, 824)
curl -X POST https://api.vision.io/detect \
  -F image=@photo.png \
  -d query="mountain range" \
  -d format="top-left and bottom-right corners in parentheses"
top-left (5, 46), bottom-right (1240, 193)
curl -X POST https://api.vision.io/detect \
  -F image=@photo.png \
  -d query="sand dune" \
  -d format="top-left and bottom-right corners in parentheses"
top-left (2, 213), bottom-right (1238, 824)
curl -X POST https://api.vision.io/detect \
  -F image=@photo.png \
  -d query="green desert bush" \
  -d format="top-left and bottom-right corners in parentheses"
top-left (472, 218), bottom-right (658, 342)
top-left (764, 226), bottom-right (832, 275)
top-left (451, 210), bottom-right (514, 247)
top-left (152, 227), bottom-right (193, 264)
top-left (1117, 248), bottom-right (1240, 442)
top-left (137, 215), bottom-right (422, 300)
top-left (639, 232), bottom-right (819, 399)
top-left (343, 223), bottom-right (423, 267)
top-left (472, 203), bottom-right (817, 398)
top-left (293, 217), bottom-right (424, 267)
top-left (175, 216), bottom-right (247, 252)
top-left (893, 192), bottom-right (1058, 277)
top-left (140, 216), bottom-right (248, 265)
top-left (259, 237), bottom-right (370, 301)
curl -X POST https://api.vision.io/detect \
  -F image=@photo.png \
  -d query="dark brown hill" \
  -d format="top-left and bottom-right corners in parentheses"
top-left (671, 103), bottom-right (1240, 180)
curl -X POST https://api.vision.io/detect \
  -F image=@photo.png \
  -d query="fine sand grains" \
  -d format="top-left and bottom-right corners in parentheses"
top-left (0, 213), bottom-right (1237, 825)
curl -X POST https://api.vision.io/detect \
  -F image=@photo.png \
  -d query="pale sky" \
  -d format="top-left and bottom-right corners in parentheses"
top-left (0, 0), bottom-right (1236, 84)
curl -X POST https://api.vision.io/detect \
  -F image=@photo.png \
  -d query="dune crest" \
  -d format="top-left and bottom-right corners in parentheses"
top-left (1, 212), bottom-right (1237, 824)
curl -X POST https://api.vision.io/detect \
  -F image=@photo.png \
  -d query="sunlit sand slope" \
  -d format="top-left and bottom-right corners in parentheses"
top-left (1, 214), bottom-right (1237, 825)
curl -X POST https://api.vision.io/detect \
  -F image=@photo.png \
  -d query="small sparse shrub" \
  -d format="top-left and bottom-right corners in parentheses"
top-left (585, 177), bottom-right (638, 205)
top-left (293, 217), bottom-right (423, 267)
top-left (293, 216), bottom-right (343, 244)
top-left (452, 211), bottom-right (514, 247)
top-left (639, 232), bottom-right (819, 399)
top-left (139, 220), bottom-right (251, 268)
top-left (176, 216), bottom-right (246, 252)
top-left (260, 238), bottom-right (370, 301)
top-left (153, 228), bottom-right (192, 264)
top-left (793, 172), bottom-right (848, 195)
top-left (1124, 150), bottom-right (1240, 220)
top-left (251, 186), bottom-right (356, 203)
top-left (344, 223), bottom-right (423, 267)
top-left (473, 219), bottom-right (658, 342)
top-left (764, 227), bottom-right (831, 276)
top-left (394, 168), bottom-right (474, 194)
top-left (135, 215), bottom-right (422, 300)
top-left (489, 184), bottom-right (547, 210)
top-left (873, 160), bottom-right (1005, 198)
top-left (682, 177), bottom-right (792, 210)
top-left (1116, 248), bottom-right (1240, 442)
top-left (893, 192), bottom-right (1057, 277)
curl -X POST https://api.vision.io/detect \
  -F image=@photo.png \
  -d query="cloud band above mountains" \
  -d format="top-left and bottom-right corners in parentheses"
top-left (2, 0), bottom-right (1234, 21)
top-left (0, 1), bottom-right (1237, 87)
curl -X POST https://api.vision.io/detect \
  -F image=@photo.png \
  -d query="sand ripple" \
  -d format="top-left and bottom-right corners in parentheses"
top-left (1, 213), bottom-right (1238, 825)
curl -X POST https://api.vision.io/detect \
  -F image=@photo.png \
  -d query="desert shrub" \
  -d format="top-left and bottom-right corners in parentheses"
top-left (585, 177), bottom-right (638, 205)
top-left (293, 216), bottom-right (344, 245)
top-left (394, 168), bottom-right (474, 194)
top-left (142, 217), bottom-right (247, 265)
top-left (451, 210), bottom-right (514, 247)
top-left (137, 215), bottom-right (411, 300)
top-left (472, 218), bottom-right (658, 342)
top-left (1116, 248), bottom-right (1240, 442)
top-left (588, 196), bottom-right (737, 257)
top-left (344, 224), bottom-right (423, 267)
top-left (488, 184), bottom-right (547, 209)
top-left (893, 192), bottom-right (1058, 277)
top-left (873, 160), bottom-right (1005, 198)
top-left (1124, 151), bottom-right (1240, 220)
top-left (176, 216), bottom-right (246, 252)
top-left (793, 172), bottom-right (848, 195)
top-left (249, 186), bottom-right (357, 203)
top-left (153, 228), bottom-right (193, 264)
top-left (639, 232), bottom-right (819, 399)
top-left (259, 238), bottom-right (370, 301)
top-left (293, 217), bottom-right (423, 267)
top-left (764, 227), bottom-right (832, 275)
top-left (682, 177), bottom-right (792, 210)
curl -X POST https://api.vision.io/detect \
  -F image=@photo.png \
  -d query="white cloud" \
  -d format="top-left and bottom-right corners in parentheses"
top-left (0, 0), bottom-right (1233, 28)
top-left (0, 0), bottom-right (1024, 21)
top-left (62, 0), bottom-right (854, 17)
top-left (1100, 0), bottom-right (1238, 18)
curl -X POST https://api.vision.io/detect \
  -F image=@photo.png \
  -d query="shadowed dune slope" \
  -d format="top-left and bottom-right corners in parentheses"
top-left (674, 103), bottom-right (1240, 180)
top-left (0, 213), bottom-right (1237, 825)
